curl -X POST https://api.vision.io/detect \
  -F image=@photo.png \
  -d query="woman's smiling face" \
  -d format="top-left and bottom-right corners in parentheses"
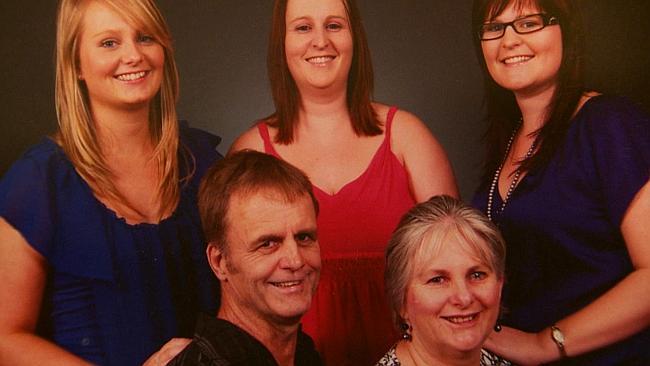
top-left (77, 0), bottom-right (165, 113)
top-left (480, 1), bottom-right (563, 98)
top-left (403, 233), bottom-right (503, 355)
top-left (284, 0), bottom-right (353, 94)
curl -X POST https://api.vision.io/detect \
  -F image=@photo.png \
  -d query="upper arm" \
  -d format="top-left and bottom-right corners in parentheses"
top-left (391, 110), bottom-right (459, 202)
top-left (227, 126), bottom-right (265, 156)
top-left (0, 217), bottom-right (47, 334)
top-left (621, 179), bottom-right (650, 271)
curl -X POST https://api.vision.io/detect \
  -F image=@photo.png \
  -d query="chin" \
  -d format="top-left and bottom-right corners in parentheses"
top-left (271, 307), bottom-right (310, 325)
top-left (273, 298), bottom-right (312, 317)
top-left (449, 333), bottom-right (489, 353)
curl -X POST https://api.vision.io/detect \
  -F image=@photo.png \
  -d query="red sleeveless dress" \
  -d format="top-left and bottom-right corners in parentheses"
top-left (257, 107), bottom-right (416, 365)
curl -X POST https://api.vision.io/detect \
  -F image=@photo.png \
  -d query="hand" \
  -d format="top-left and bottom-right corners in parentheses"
top-left (142, 338), bottom-right (191, 366)
top-left (484, 326), bottom-right (558, 366)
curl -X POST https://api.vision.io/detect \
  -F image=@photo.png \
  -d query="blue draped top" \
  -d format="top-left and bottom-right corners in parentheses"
top-left (0, 123), bottom-right (221, 365)
top-left (473, 95), bottom-right (650, 365)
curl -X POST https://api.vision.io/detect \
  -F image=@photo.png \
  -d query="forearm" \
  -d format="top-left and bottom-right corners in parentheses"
top-left (0, 332), bottom-right (92, 366)
top-left (557, 267), bottom-right (650, 357)
top-left (487, 268), bottom-right (650, 365)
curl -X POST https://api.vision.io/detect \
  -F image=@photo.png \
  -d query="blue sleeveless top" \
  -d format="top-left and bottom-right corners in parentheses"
top-left (473, 96), bottom-right (650, 365)
top-left (0, 123), bottom-right (221, 365)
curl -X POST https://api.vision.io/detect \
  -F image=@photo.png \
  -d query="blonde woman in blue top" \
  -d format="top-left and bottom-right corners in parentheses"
top-left (0, 0), bottom-right (220, 365)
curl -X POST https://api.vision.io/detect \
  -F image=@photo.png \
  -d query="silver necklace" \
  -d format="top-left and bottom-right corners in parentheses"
top-left (486, 122), bottom-right (536, 221)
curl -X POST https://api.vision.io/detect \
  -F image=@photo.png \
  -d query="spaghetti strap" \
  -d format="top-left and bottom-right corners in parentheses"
top-left (256, 123), bottom-right (280, 158)
top-left (384, 106), bottom-right (398, 148)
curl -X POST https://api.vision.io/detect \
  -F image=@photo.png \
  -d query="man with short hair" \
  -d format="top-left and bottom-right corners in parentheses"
top-left (168, 150), bottom-right (323, 366)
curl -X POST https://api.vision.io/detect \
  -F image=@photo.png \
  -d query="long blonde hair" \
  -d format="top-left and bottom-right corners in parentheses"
top-left (55, 0), bottom-right (182, 220)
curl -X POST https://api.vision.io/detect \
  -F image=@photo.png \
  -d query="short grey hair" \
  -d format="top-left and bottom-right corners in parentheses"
top-left (384, 195), bottom-right (506, 328)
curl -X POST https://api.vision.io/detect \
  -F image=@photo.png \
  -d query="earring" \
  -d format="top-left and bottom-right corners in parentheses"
top-left (494, 323), bottom-right (502, 332)
top-left (400, 322), bottom-right (412, 341)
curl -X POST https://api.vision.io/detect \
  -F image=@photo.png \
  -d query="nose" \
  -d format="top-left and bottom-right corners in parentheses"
top-left (311, 27), bottom-right (329, 49)
top-left (500, 25), bottom-right (522, 48)
top-left (450, 280), bottom-right (474, 308)
top-left (121, 40), bottom-right (144, 64)
top-left (279, 241), bottom-right (305, 271)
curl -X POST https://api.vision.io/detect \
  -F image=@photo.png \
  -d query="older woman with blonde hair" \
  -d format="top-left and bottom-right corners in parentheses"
top-left (0, 0), bottom-right (220, 365)
top-left (379, 195), bottom-right (510, 366)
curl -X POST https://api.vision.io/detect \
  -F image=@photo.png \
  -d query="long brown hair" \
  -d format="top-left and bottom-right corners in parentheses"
top-left (266, 0), bottom-right (381, 144)
top-left (472, 0), bottom-right (585, 183)
top-left (55, 0), bottom-right (183, 220)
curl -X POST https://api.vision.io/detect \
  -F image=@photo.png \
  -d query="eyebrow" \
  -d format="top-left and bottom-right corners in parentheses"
top-left (287, 15), bottom-right (347, 24)
top-left (90, 29), bottom-right (123, 38)
top-left (252, 234), bottom-right (284, 246)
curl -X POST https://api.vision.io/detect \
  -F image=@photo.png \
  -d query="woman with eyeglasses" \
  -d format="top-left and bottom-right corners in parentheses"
top-left (471, 0), bottom-right (650, 364)
top-left (229, 0), bottom-right (458, 364)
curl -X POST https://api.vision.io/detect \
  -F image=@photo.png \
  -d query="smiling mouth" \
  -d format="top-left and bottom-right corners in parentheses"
top-left (442, 313), bottom-right (478, 325)
top-left (502, 55), bottom-right (533, 65)
top-left (270, 280), bottom-right (302, 288)
top-left (115, 71), bottom-right (147, 81)
top-left (306, 56), bottom-right (335, 65)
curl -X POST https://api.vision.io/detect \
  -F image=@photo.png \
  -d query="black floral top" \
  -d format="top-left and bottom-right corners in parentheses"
top-left (375, 345), bottom-right (511, 366)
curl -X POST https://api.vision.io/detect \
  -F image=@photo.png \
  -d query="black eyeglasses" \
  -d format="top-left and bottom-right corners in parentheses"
top-left (479, 13), bottom-right (559, 41)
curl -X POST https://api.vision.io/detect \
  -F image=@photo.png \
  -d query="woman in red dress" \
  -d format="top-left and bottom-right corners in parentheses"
top-left (230, 0), bottom-right (458, 364)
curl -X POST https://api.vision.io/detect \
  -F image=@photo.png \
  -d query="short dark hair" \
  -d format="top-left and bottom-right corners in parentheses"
top-left (266, 0), bottom-right (381, 144)
top-left (472, 0), bottom-right (585, 182)
top-left (198, 150), bottom-right (318, 251)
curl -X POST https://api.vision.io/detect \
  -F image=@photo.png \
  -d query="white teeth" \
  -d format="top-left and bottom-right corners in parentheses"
top-left (307, 56), bottom-right (334, 64)
top-left (116, 71), bottom-right (146, 81)
top-left (446, 315), bottom-right (476, 324)
top-left (503, 56), bottom-right (531, 64)
top-left (272, 280), bottom-right (301, 288)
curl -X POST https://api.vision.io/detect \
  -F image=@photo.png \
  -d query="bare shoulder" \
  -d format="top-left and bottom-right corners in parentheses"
top-left (374, 105), bottom-right (458, 200)
top-left (579, 91), bottom-right (601, 106)
top-left (228, 124), bottom-right (265, 156)
top-left (387, 107), bottom-right (444, 160)
top-left (371, 102), bottom-right (432, 136)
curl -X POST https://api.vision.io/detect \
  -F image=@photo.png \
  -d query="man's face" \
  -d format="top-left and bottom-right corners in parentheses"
top-left (209, 190), bottom-right (321, 326)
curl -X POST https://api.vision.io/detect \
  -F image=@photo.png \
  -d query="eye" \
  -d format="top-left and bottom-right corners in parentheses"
top-left (258, 240), bottom-right (280, 251)
top-left (326, 22), bottom-right (343, 31)
top-left (520, 20), bottom-right (541, 29)
top-left (483, 22), bottom-right (504, 33)
top-left (137, 34), bottom-right (155, 44)
top-left (470, 271), bottom-right (488, 281)
top-left (296, 232), bottom-right (316, 245)
top-left (295, 24), bottom-right (312, 33)
top-left (427, 276), bottom-right (446, 285)
top-left (101, 39), bottom-right (118, 48)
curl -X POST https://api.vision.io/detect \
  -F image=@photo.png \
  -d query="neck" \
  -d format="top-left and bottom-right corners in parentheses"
top-left (514, 84), bottom-right (556, 135)
top-left (398, 340), bottom-right (481, 366)
top-left (218, 296), bottom-right (300, 366)
top-left (296, 91), bottom-right (353, 135)
top-left (91, 103), bottom-right (154, 158)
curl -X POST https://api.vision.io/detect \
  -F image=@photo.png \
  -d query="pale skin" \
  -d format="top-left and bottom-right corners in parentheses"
top-left (482, 10), bottom-right (650, 363)
top-left (0, 1), bottom-right (186, 365)
top-left (205, 193), bottom-right (321, 365)
top-left (394, 241), bottom-right (504, 366)
top-left (209, 248), bottom-right (302, 366)
top-left (230, 0), bottom-right (458, 201)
